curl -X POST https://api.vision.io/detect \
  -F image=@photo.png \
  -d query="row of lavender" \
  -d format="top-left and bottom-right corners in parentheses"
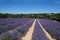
top-left (38, 19), bottom-right (60, 40)
top-left (32, 20), bottom-right (49, 40)
top-left (0, 18), bottom-right (34, 40)
top-left (0, 18), bottom-right (32, 34)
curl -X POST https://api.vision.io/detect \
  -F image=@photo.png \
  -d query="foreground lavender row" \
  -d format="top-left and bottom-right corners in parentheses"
top-left (0, 20), bottom-right (34, 40)
top-left (0, 18), bottom-right (34, 40)
top-left (39, 19), bottom-right (60, 40)
top-left (0, 18), bottom-right (33, 34)
top-left (32, 20), bottom-right (49, 40)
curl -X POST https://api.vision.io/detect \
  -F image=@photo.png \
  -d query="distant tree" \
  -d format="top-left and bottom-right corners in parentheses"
top-left (50, 13), bottom-right (54, 14)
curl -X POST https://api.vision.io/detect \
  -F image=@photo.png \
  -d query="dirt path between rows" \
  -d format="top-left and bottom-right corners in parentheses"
top-left (37, 19), bottom-right (56, 40)
top-left (22, 19), bottom-right (36, 40)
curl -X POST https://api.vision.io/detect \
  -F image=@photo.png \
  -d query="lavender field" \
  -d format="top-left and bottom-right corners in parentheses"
top-left (0, 18), bottom-right (60, 40)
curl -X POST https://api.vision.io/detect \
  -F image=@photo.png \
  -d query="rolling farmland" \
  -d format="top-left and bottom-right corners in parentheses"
top-left (0, 18), bottom-right (60, 40)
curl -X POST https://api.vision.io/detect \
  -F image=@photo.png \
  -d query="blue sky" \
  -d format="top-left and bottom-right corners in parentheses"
top-left (0, 0), bottom-right (60, 14)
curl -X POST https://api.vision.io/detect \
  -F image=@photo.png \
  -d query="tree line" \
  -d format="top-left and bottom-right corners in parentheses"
top-left (0, 13), bottom-right (60, 22)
